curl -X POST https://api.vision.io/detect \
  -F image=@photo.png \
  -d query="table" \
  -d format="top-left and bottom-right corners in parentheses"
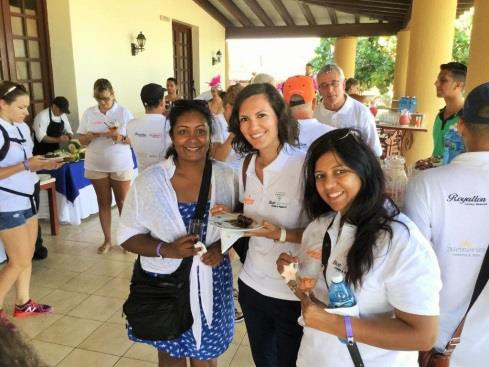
top-left (376, 122), bottom-right (428, 158)
top-left (38, 151), bottom-right (138, 225)
top-left (40, 178), bottom-right (59, 235)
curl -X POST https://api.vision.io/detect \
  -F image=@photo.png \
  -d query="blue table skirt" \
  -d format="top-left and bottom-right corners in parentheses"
top-left (41, 149), bottom-right (138, 203)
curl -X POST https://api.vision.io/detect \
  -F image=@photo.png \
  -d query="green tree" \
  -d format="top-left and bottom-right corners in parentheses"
top-left (452, 8), bottom-right (473, 64)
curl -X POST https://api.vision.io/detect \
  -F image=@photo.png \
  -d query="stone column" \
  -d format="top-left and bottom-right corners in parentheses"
top-left (404, 0), bottom-right (457, 164)
top-left (334, 36), bottom-right (357, 78)
top-left (393, 29), bottom-right (410, 99)
top-left (465, 0), bottom-right (489, 92)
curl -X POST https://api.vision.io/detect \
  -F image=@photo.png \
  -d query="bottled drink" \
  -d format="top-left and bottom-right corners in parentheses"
top-left (443, 126), bottom-right (465, 165)
top-left (328, 272), bottom-right (356, 308)
top-left (383, 155), bottom-right (408, 208)
top-left (409, 96), bottom-right (417, 113)
top-left (398, 96), bottom-right (409, 112)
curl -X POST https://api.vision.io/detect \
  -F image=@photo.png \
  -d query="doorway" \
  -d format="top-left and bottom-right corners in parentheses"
top-left (172, 21), bottom-right (194, 99)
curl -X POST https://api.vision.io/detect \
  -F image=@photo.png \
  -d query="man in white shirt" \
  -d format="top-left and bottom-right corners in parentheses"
top-left (405, 82), bottom-right (489, 367)
top-left (127, 83), bottom-right (170, 171)
top-left (282, 75), bottom-right (333, 149)
top-left (313, 64), bottom-right (382, 156)
top-left (32, 96), bottom-right (73, 155)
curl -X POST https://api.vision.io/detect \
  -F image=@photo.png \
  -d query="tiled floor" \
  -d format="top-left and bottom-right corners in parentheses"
top-left (1, 212), bottom-right (254, 367)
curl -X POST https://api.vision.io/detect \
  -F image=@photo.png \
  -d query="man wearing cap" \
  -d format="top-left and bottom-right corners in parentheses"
top-left (282, 75), bottom-right (333, 149)
top-left (405, 82), bottom-right (489, 367)
top-left (313, 64), bottom-right (382, 156)
top-left (432, 62), bottom-right (467, 158)
top-left (127, 83), bottom-right (170, 171)
top-left (33, 96), bottom-right (73, 155)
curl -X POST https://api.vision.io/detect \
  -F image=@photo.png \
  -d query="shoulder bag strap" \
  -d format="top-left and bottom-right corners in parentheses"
top-left (442, 245), bottom-right (489, 355)
top-left (241, 154), bottom-right (252, 191)
top-left (193, 159), bottom-right (212, 220)
top-left (321, 220), bottom-right (364, 367)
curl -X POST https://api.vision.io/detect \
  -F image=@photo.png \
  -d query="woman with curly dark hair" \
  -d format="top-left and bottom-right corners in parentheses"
top-left (277, 128), bottom-right (442, 367)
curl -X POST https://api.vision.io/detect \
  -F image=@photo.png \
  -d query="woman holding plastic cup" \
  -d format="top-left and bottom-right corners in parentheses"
top-left (119, 99), bottom-right (236, 367)
top-left (77, 79), bottom-right (133, 254)
top-left (277, 129), bottom-right (442, 367)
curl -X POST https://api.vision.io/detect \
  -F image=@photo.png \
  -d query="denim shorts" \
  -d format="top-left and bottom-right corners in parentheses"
top-left (0, 208), bottom-right (35, 231)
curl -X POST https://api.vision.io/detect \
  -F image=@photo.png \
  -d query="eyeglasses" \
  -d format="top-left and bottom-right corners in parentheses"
top-left (319, 80), bottom-right (342, 90)
top-left (95, 96), bottom-right (112, 102)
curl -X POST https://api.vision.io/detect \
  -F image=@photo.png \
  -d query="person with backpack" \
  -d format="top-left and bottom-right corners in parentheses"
top-left (0, 81), bottom-right (62, 331)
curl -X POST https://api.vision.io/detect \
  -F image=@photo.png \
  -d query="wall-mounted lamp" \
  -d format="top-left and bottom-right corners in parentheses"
top-left (131, 32), bottom-right (146, 56)
top-left (212, 50), bottom-right (222, 65)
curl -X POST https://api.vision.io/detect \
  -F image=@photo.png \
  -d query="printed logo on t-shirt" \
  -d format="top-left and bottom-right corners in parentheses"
top-left (268, 191), bottom-right (290, 209)
top-left (447, 240), bottom-right (487, 258)
top-left (135, 132), bottom-right (147, 138)
top-left (149, 133), bottom-right (163, 138)
top-left (446, 193), bottom-right (487, 206)
top-left (93, 120), bottom-right (105, 125)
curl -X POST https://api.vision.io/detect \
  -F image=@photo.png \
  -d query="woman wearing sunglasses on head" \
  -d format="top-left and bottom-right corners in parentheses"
top-left (0, 82), bottom-right (63, 330)
top-left (77, 78), bottom-right (133, 254)
top-left (119, 99), bottom-right (236, 367)
top-left (277, 129), bottom-right (442, 367)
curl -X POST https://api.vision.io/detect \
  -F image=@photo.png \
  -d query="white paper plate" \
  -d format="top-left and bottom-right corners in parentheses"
top-left (209, 213), bottom-right (262, 231)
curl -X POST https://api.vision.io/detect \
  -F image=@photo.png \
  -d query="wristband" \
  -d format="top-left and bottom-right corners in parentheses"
top-left (23, 159), bottom-right (30, 171)
top-left (155, 242), bottom-right (164, 258)
top-left (279, 227), bottom-right (287, 242)
top-left (344, 316), bottom-right (354, 344)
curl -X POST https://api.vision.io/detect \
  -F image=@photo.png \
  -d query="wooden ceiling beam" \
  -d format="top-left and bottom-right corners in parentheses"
top-left (217, 0), bottom-right (253, 27)
top-left (192, 0), bottom-right (233, 27)
top-left (226, 22), bottom-right (404, 39)
top-left (270, 0), bottom-right (295, 26)
top-left (299, 3), bottom-right (317, 26)
top-left (328, 8), bottom-right (338, 25)
top-left (243, 0), bottom-right (274, 27)
top-left (322, 1), bottom-right (408, 14)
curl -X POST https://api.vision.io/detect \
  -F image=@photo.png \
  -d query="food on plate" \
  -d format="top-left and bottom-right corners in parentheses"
top-left (415, 156), bottom-right (442, 170)
top-left (44, 152), bottom-right (60, 159)
top-left (228, 214), bottom-right (254, 228)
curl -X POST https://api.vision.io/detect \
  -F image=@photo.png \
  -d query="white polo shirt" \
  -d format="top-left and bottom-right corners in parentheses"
top-left (298, 118), bottom-right (334, 150)
top-left (405, 152), bottom-right (489, 367)
top-left (77, 103), bottom-right (133, 172)
top-left (239, 146), bottom-right (308, 300)
top-left (314, 95), bottom-right (382, 156)
top-left (33, 107), bottom-right (73, 142)
top-left (297, 212), bottom-right (441, 367)
top-left (0, 119), bottom-right (38, 212)
top-left (127, 114), bottom-right (170, 171)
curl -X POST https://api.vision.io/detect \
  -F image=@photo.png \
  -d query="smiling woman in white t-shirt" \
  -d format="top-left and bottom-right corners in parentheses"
top-left (277, 129), bottom-right (442, 367)
top-left (213, 83), bottom-right (307, 367)
top-left (0, 82), bottom-right (62, 330)
top-left (77, 79), bottom-right (133, 254)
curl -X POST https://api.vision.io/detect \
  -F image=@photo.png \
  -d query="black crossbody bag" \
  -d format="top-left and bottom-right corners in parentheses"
top-left (122, 159), bottom-right (212, 341)
top-left (322, 227), bottom-right (365, 367)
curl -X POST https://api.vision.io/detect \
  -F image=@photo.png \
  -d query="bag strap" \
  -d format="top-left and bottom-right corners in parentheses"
top-left (193, 159), bottom-right (212, 220)
top-left (241, 154), bottom-right (252, 191)
top-left (441, 245), bottom-right (489, 355)
top-left (321, 220), bottom-right (364, 367)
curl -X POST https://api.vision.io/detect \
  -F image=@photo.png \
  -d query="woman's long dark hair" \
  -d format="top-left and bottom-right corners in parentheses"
top-left (303, 128), bottom-right (404, 287)
top-left (165, 99), bottom-right (213, 159)
top-left (228, 83), bottom-right (299, 155)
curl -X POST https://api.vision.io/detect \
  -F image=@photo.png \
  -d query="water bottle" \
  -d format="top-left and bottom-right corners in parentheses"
top-left (398, 96), bottom-right (408, 112)
top-left (328, 272), bottom-right (356, 308)
top-left (409, 96), bottom-right (417, 113)
top-left (443, 126), bottom-right (465, 165)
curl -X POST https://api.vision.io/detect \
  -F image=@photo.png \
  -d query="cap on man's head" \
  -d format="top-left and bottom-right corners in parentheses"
top-left (283, 75), bottom-right (315, 107)
top-left (52, 96), bottom-right (70, 114)
top-left (460, 82), bottom-right (489, 124)
top-left (140, 83), bottom-right (166, 107)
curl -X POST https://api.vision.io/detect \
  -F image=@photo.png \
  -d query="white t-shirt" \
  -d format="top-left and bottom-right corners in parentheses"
top-left (297, 118), bottom-right (334, 150)
top-left (297, 212), bottom-right (441, 367)
top-left (405, 152), bottom-right (489, 367)
top-left (77, 103), bottom-right (134, 172)
top-left (239, 146), bottom-right (308, 300)
top-left (314, 95), bottom-right (383, 156)
top-left (127, 113), bottom-right (170, 171)
top-left (33, 107), bottom-right (73, 142)
top-left (0, 118), bottom-right (38, 212)
top-left (211, 113), bottom-right (229, 144)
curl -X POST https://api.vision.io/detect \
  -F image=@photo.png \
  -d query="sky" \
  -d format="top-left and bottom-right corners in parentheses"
top-left (227, 37), bottom-right (320, 83)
